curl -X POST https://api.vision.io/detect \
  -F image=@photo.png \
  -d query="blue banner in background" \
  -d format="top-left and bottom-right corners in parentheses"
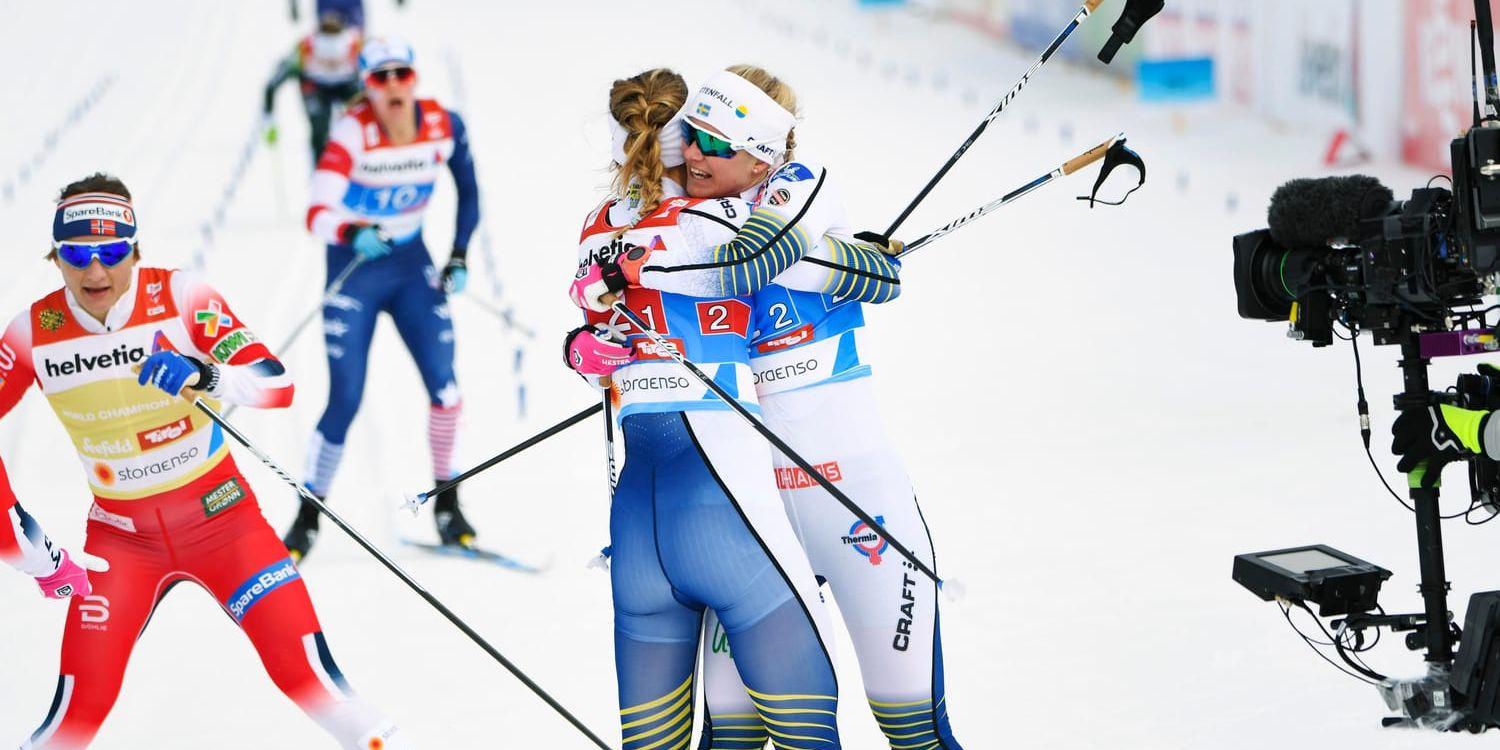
top-left (1138, 57), bottom-right (1215, 102)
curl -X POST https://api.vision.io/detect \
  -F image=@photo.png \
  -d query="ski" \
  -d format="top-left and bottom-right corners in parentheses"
top-left (401, 538), bottom-right (548, 574)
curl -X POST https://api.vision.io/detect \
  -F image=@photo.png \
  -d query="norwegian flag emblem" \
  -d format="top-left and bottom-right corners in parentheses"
top-left (90, 219), bottom-right (117, 236)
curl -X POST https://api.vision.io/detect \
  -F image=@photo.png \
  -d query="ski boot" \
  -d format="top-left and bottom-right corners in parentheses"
top-left (282, 497), bottom-right (322, 563)
top-left (433, 484), bottom-right (476, 548)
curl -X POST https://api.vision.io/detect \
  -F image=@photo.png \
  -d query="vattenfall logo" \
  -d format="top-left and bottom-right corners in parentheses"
top-left (699, 86), bottom-right (736, 110)
top-left (43, 345), bottom-right (146, 378)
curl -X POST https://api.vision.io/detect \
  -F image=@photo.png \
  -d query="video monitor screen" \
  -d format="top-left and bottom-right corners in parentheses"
top-left (1261, 549), bottom-right (1349, 574)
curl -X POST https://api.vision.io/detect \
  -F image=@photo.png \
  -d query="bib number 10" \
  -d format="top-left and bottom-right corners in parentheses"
top-left (371, 185), bottom-right (421, 212)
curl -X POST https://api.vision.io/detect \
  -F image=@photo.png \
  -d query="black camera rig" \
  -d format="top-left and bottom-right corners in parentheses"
top-left (1229, 0), bottom-right (1500, 732)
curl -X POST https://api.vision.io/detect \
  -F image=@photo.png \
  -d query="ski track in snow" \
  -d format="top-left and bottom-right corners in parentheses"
top-left (0, 1), bottom-right (1480, 747)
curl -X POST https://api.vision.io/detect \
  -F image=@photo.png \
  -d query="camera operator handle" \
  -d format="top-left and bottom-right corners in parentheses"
top-left (1477, 0), bottom-right (1500, 117)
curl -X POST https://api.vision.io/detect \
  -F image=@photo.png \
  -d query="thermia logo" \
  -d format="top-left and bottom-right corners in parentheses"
top-left (43, 344), bottom-right (146, 378)
top-left (226, 559), bottom-right (300, 622)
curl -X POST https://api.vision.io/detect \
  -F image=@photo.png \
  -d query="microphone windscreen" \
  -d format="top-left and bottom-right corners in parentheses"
top-left (1268, 175), bottom-right (1394, 247)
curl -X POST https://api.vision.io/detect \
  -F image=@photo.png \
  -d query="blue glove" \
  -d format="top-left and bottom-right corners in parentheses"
top-left (137, 351), bottom-right (205, 396)
top-left (442, 255), bottom-right (468, 294)
top-left (351, 226), bottom-right (393, 260)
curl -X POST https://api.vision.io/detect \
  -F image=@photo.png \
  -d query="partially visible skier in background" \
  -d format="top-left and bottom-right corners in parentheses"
top-left (285, 37), bottom-right (480, 562)
top-left (289, 0), bottom-right (373, 29)
top-left (262, 9), bottom-right (363, 162)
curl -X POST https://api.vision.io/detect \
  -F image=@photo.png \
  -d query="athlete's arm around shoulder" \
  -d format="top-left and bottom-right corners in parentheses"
top-left (170, 270), bottom-right (294, 409)
top-left (636, 160), bottom-right (839, 297)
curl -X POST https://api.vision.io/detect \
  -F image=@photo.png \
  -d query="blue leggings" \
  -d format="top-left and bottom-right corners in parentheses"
top-left (611, 411), bottom-right (840, 749)
top-left (315, 240), bottom-right (458, 446)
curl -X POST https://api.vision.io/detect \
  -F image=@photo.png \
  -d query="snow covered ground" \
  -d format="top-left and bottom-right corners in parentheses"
top-left (0, 0), bottom-right (1489, 747)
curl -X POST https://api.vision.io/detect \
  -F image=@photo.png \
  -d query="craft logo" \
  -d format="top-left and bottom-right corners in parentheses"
top-left (842, 514), bottom-right (888, 566)
top-left (634, 337), bottom-right (685, 360)
top-left (43, 344), bottom-right (146, 378)
top-left (755, 324), bottom-right (813, 354)
top-left (200, 477), bottom-right (245, 518)
top-left (37, 308), bottom-right (65, 332)
top-left (696, 102), bottom-right (712, 118)
top-left (211, 329), bottom-right (256, 363)
top-left (777, 461), bottom-right (842, 490)
top-left (145, 281), bottom-right (162, 300)
top-left (137, 415), bottom-right (193, 450)
top-left (194, 299), bottom-right (233, 338)
top-left (893, 571), bottom-right (918, 652)
top-left (735, 104), bottom-right (749, 118)
top-left (226, 559), bottom-right (301, 622)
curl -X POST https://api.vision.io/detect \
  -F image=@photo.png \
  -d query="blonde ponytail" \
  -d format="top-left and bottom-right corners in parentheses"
top-left (609, 68), bottom-right (688, 221)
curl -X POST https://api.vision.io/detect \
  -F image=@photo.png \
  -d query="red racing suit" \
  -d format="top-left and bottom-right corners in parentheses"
top-left (0, 267), bottom-right (402, 749)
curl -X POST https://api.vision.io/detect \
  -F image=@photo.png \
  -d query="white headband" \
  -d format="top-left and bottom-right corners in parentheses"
top-left (608, 116), bottom-right (685, 169)
top-left (680, 70), bottom-right (796, 165)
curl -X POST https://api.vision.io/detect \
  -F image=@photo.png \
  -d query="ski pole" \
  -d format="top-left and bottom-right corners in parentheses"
top-left (191, 398), bottom-right (614, 749)
top-left (883, 0), bottom-right (1107, 237)
top-left (898, 133), bottom-right (1120, 259)
top-left (224, 256), bottom-right (363, 418)
top-left (606, 301), bottom-right (942, 586)
top-left (602, 385), bottom-right (618, 495)
top-left (405, 402), bottom-right (603, 512)
top-left (461, 293), bottom-right (537, 340)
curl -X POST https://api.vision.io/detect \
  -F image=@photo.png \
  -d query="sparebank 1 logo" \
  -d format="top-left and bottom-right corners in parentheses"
top-left (843, 515), bottom-right (889, 566)
top-left (194, 299), bottom-right (233, 338)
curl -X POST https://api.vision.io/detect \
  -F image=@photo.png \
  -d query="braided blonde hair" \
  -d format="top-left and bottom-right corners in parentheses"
top-left (609, 68), bottom-right (688, 221)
